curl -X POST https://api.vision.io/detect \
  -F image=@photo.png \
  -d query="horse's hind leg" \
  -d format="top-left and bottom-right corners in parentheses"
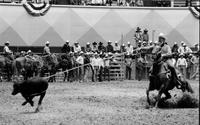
top-left (35, 92), bottom-right (46, 113)
top-left (146, 85), bottom-right (151, 105)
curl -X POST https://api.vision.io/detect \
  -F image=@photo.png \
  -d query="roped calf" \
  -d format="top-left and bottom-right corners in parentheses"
top-left (12, 77), bottom-right (48, 113)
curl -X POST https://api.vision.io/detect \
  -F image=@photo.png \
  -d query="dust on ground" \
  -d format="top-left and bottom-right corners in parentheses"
top-left (0, 80), bottom-right (199, 125)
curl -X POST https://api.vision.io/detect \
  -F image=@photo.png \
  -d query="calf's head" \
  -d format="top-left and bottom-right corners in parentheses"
top-left (12, 82), bottom-right (21, 95)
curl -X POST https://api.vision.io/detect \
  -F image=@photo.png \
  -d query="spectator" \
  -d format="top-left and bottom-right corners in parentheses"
top-left (125, 54), bottom-right (133, 80)
top-left (183, 43), bottom-right (192, 54)
top-left (176, 53), bottom-right (187, 78)
top-left (134, 27), bottom-right (142, 47)
top-left (73, 42), bottom-right (81, 53)
top-left (43, 41), bottom-right (51, 55)
top-left (98, 42), bottom-right (105, 54)
top-left (171, 42), bottom-right (179, 53)
top-left (190, 54), bottom-right (199, 79)
top-left (178, 41), bottom-right (185, 54)
top-left (142, 29), bottom-right (149, 43)
top-left (113, 41), bottom-right (121, 53)
top-left (92, 42), bottom-right (98, 52)
top-left (97, 54), bottom-right (104, 82)
top-left (3, 41), bottom-right (13, 61)
top-left (91, 53), bottom-right (99, 82)
top-left (135, 0), bottom-right (143, 6)
top-left (103, 53), bottom-right (111, 81)
top-left (149, 40), bottom-right (153, 46)
top-left (76, 51), bottom-right (84, 82)
top-left (106, 40), bottom-right (114, 53)
top-left (136, 53), bottom-right (145, 81)
top-left (126, 41), bottom-right (133, 55)
top-left (61, 40), bottom-right (71, 54)
top-left (120, 44), bottom-right (126, 53)
top-left (85, 42), bottom-right (92, 52)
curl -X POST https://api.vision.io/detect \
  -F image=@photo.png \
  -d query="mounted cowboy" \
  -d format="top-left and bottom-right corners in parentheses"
top-left (140, 33), bottom-right (181, 86)
top-left (3, 41), bottom-right (13, 60)
top-left (43, 41), bottom-right (51, 55)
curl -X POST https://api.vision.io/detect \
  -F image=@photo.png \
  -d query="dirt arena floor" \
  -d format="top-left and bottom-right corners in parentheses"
top-left (0, 80), bottom-right (199, 125)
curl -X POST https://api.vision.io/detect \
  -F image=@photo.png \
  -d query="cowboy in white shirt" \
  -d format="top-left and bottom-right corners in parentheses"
top-left (113, 41), bottom-right (121, 53)
top-left (91, 53), bottom-right (99, 82)
top-left (178, 41), bottom-right (185, 54)
top-left (183, 43), bottom-right (192, 54)
top-left (176, 54), bottom-right (187, 78)
top-left (76, 51), bottom-right (84, 82)
top-left (3, 41), bottom-right (12, 55)
top-left (74, 42), bottom-right (81, 53)
top-left (43, 41), bottom-right (51, 55)
top-left (126, 42), bottom-right (133, 55)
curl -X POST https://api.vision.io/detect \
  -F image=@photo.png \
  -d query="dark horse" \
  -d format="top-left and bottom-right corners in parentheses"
top-left (146, 50), bottom-right (194, 108)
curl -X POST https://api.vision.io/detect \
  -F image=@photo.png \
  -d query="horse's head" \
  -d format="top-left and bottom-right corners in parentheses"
top-left (152, 46), bottom-right (162, 62)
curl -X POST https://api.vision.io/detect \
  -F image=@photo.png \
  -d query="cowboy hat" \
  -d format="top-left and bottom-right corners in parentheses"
top-left (5, 41), bottom-right (10, 44)
top-left (27, 50), bottom-right (32, 53)
top-left (66, 40), bottom-right (69, 43)
top-left (115, 41), bottom-right (118, 44)
top-left (136, 27), bottom-right (141, 32)
top-left (108, 40), bottom-right (112, 43)
top-left (158, 33), bottom-right (166, 39)
top-left (127, 41), bottom-right (130, 44)
top-left (87, 42), bottom-right (90, 45)
top-left (93, 42), bottom-right (97, 45)
top-left (144, 29), bottom-right (148, 32)
top-left (45, 41), bottom-right (50, 44)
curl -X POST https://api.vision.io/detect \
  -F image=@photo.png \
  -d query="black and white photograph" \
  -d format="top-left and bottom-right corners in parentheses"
top-left (0, 0), bottom-right (199, 124)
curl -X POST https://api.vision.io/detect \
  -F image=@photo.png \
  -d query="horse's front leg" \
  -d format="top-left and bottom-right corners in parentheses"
top-left (155, 84), bottom-right (165, 108)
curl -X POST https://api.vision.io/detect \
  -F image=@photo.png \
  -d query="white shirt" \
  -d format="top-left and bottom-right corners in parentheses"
top-left (126, 45), bottom-right (133, 54)
top-left (176, 57), bottom-right (188, 68)
top-left (3, 46), bottom-right (12, 54)
top-left (43, 46), bottom-right (50, 54)
top-left (114, 45), bottom-right (121, 51)
top-left (178, 46), bottom-right (184, 54)
top-left (97, 57), bottom-right (104, 68)
top-left (74, 45), bottom-right (81, 53)
top-left (76, 56), bottom-right (84, 65)
top-left (91, 57), bottom-right (99, 67)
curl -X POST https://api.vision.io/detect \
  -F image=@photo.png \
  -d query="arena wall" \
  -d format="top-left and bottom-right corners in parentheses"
top-left (0, 4), bottom-right (199, 48)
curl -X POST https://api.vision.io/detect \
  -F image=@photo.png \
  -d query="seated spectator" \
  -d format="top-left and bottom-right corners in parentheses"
top-left (120, 44), bottom-right (126, 53)
top-left (61, 40), bottom-right (71, 54)
top-left (106, 40), bottom-right (114, 53)
top-left (142, 29), bottom-right (149, 43)
top-left (92, 42), bottom-right (98, 53)
top-left (98, 42), bottom-right (106, 54)
top-left (73, 42), bottom-right (81, 53)
top-left (126, 42), bottom-right (133, 55)
top-left (178, 41), bottom-right (185, 54)
top-left (113, 41), bottom-right (121, 53)
top-left (85, 42), bottom-right (92, 52)
top-left (134, 27), bottom-right (142, 47)
top-left (183, 43), bottom-right (192, 54)
top-left (172, 42), bottom-right (179, 53)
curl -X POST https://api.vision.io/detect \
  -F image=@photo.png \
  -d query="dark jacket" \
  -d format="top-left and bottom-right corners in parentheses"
top-left (61, 44), bottom-right (71, 53)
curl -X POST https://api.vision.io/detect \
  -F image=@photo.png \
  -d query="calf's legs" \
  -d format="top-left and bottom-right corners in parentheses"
top-left (35, 92), bottom-right (46, 113)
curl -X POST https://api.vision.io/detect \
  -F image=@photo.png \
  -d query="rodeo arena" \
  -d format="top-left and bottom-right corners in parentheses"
top-left (0, 0), bottom-right (199, 124)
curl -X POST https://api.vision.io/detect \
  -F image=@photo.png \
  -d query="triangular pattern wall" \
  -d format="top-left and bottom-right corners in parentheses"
top-left (0, 5), bottom-right (199, 47)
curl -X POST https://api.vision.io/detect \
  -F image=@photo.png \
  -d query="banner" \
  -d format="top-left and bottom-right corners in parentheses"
top-left (23, 2), bottom-right (51, 16)
top-left (189, 6), bottom-right (200, 19)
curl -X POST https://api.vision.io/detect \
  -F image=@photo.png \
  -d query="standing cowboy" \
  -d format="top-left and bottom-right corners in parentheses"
top-left (134, 27), bottom-right (142, 47)
top-left (43, 41), bottom-right (51, 55)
